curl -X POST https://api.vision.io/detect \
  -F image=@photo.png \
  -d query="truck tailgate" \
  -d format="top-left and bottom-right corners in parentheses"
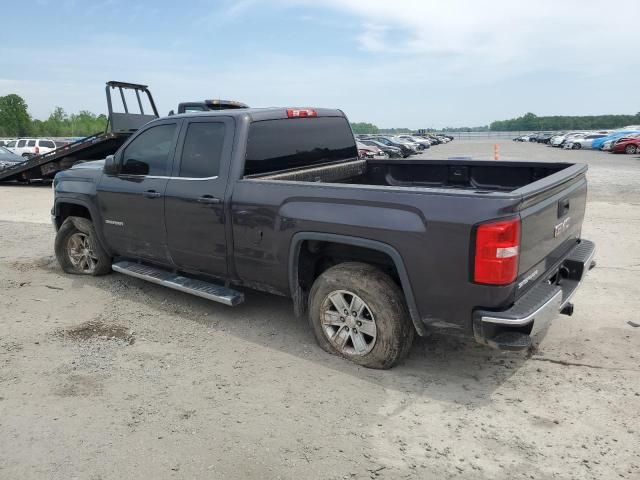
top-left (516, 166), bottom-right (587, 296)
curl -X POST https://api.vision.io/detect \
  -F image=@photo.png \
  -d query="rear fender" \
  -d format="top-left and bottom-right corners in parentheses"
top-left (288, 232), bottom-right (427, 336)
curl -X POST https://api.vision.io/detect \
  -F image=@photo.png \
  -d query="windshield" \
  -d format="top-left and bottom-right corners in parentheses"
top-left (0, 146), bottom-right (12, 154)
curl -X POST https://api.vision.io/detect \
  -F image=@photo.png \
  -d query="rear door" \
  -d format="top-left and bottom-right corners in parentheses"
top-left (164, 117), bottom-right (234, 276)
top-left (97, 120), bottom-right (180, 263)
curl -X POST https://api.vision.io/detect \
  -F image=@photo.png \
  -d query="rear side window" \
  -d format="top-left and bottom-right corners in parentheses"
top-left (17, 140), bottom-right (26, 147)
top-left (121, 124), bottom-right (176, 176)
top-left (39, 140), bottom-right (55, 148)
top-left (245, 117), bottom-right (357, 175)
top-left (27, 140), bottom-right (36, 147)
top-left (179, 122), bottom-right (226, 178)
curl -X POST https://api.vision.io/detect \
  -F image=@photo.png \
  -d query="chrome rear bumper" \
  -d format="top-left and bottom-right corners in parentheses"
top-left (473, 239), bottom-right (596, 351)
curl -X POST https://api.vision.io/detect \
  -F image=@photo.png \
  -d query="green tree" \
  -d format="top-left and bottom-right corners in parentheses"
top-left (0, 94), bottom-right (32, 136)
top-left (43, 107), bottom-right (68, 136)
top-left (351, 122), bottom-right (379, 134)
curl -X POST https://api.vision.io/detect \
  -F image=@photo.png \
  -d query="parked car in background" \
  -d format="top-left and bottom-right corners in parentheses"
top-left (398, 135), bottom-right (431, 150)
top-left (549, 132), bottom-right (568, 147)
top-left (554, 132), bottom-right (587, 148)
top-left (611, 134), bottom-right (640, 154)
top-left (0, 139), bottom-right (16, 148)
top-left (373, 137), bottom-right (415, 157)
top-left (0, 146), bottom-right (25, 171)
top-left (359, 139), bottom-right (403, 158)
top-left (551, 132), bottom-right (591, 148)
top-left (6, 138), bottom-right (57, 158)
top-left (535, 133), bottom-right (554, 144)
top-left (391, 136), bottom-right (422, 152)
top-left (564, 134), bottom-right (608, 150)
top-left (356, 141), bottom-right (387, 158)
top-left (592, 131), bottom-right (640, 150)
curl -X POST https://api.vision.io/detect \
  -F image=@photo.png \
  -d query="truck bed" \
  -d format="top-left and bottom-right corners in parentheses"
top-left (251, 158), bottom-right (581, 194)
top-left (241, 156), bottom-right (587, 326)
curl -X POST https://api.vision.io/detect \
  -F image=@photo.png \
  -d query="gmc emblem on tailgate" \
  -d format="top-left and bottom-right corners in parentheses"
top-left (554, 217), bottom-right (571, 237)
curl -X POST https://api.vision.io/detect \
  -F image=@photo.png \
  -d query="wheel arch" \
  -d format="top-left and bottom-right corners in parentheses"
top-left (288, 232), bottom-right (426, 336)
top-left (53, 198), bottom-right (111, 256)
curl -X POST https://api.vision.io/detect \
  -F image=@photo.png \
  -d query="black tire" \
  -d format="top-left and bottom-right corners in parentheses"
top-left (308, 262), bottom-right (415, 369)
top-left (573, 143), bottom-right (582, 150)
top-left (625, 144), bottom-right (637, 154)
top-left (55, 216), bottom-right (111, 276)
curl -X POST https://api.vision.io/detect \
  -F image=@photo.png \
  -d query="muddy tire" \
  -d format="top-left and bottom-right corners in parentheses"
top-left (308, 262), bottom-right (415, 369)
top-left (55, 216), bottom-right (111, 276)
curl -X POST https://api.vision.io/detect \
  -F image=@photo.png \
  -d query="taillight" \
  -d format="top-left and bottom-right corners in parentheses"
top-left (474, 218), bottom-right (520, 285)
top-left (287, 108), bottom-right (317, 118)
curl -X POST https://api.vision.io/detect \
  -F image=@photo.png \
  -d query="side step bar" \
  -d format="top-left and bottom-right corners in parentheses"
top-left (112, 260), bottom-right (244, 306)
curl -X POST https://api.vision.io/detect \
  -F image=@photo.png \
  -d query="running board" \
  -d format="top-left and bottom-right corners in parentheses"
top-left (112, 260), bottom-right (244, 306)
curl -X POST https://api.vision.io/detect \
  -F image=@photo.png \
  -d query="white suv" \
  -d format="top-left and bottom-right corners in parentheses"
top-left (6, 138), bottom-right (57, 158)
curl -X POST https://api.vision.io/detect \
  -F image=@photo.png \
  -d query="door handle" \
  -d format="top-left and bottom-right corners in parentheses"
top-left (142, 190), bottom-right (162, 199)
top-left (197, 195), bottom-right (221, 204)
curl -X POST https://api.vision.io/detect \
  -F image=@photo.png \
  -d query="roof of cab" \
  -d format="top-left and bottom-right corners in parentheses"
top-left (167, 107), bottom-right (346, 122)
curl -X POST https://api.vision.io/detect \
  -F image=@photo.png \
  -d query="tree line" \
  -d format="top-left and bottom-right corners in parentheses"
top-left (489, 112), bottom-right (640, 132)
top-left (3, 93), bottom-right (638, 138)
top-left (0, 94), bottom-right (107, 138)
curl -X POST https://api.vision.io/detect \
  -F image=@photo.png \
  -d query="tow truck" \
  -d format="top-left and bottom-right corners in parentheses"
top-left (0, 82), bottom-right (249, 183)
top-left (0, 82), bottom-right (158, 183)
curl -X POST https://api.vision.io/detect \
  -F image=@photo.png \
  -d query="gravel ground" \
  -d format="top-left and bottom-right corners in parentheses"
top-left (0, 139), bottom-right (639, 479)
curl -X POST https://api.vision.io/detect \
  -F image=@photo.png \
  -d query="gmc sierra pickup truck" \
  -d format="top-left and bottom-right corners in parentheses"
top-left (52, 107), bottom-right (596, 368)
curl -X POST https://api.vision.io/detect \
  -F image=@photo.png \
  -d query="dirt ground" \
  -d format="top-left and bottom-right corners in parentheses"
top-left (1, 139), bottom-right (639, 479)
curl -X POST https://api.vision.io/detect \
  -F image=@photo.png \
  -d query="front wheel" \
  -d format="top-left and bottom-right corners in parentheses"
top-left (55, 216), bottom-right (112, 275)
top-left (308, 262), bottom-right (415, 369)
top-left (625, 144), bottom-right (637, 154)
top-left (572, 143), bottom-right (582, 150)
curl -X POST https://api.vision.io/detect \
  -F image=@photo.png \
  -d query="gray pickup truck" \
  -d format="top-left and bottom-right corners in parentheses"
top-left (51, 107), bottom-right (595, 368)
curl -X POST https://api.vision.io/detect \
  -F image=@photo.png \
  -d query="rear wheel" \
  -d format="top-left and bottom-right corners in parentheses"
top-left (625, 144), bottom-right (637, 154)
top-left (308, 262), bottom-right (415, 369)
top-left (572, 143), bottom-right (582, 150)
top-left (55, 216), bottom-right (111, 275)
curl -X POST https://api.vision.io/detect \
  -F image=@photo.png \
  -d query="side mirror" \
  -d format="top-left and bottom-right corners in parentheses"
top-left (103, 155), bottom-right (118, 175)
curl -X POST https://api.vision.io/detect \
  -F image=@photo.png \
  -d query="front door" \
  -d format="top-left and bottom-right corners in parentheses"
top-left (97, 120), bottom-right (180, 263)
top-left (164, 117), bottom-right (234, 276)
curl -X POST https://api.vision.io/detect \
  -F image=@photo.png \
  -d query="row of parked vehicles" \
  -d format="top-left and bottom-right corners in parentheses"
top-left (513, 126), bottom-right (640, 154)
top-left (355, 133), bottom-right (453, 159)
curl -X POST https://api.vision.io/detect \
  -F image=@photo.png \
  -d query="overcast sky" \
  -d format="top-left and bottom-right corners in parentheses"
top-left (2, 0), bottom-right (639, 128)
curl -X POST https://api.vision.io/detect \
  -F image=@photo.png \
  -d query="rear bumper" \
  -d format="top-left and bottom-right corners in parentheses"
top-left (473, 239), bottom-right (595, 351)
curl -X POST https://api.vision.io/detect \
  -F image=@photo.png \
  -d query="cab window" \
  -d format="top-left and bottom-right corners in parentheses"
top-left (121, 124), bottom-right (176, 176)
